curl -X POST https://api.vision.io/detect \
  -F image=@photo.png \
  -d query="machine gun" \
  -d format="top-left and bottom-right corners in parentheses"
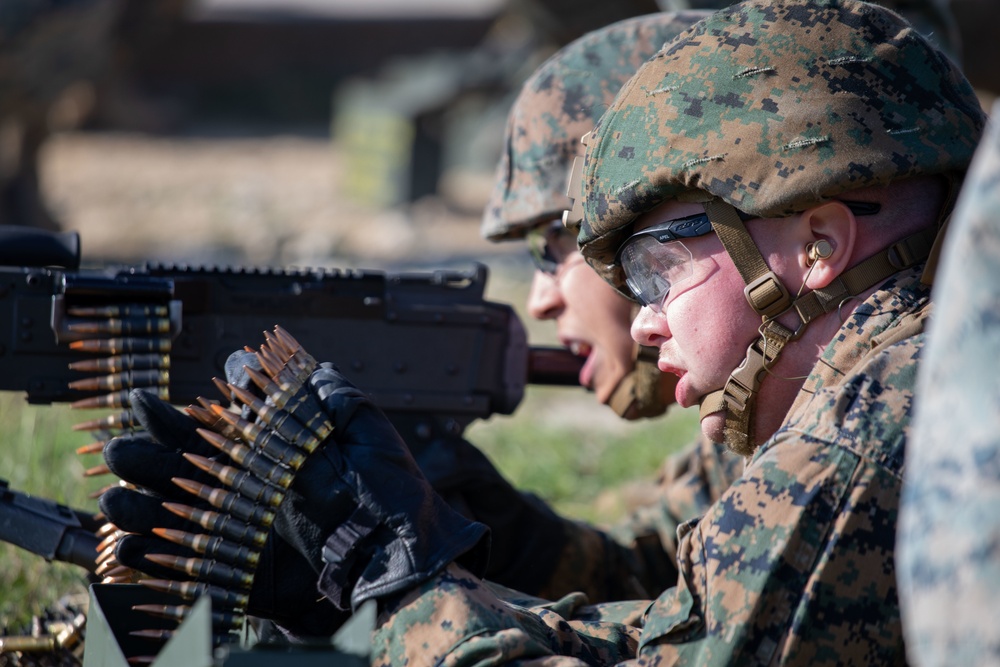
top-left (0, 226), bottom-right (584, 665)
top-left (0, 226), bottom-right (581, 439)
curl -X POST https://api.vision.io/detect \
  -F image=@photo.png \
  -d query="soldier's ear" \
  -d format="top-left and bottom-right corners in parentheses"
top-left (799, 201), bottom-right (856, 290)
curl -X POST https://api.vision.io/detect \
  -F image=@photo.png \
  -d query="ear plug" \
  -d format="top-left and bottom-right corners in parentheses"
top-left (806, 239), bottom-right (833, 265)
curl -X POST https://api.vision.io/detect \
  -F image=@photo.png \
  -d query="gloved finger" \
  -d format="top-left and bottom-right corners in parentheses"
top-left (224, 349), bottom-right (263, 391)
top-left (104, 436), bottom-right (216, 497)
top-left (248, 536), bottom-right (350, 637)
top-left (307, 367), bottom-right (371, 433)
top-left (115, 533), bottom-right (199, 581)
top-left (99, 486), bottom-right (204, 535)
top-left (130, 388), bottom-right (215, 457)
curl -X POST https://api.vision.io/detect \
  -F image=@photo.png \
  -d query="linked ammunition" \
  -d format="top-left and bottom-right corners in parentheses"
top-left (96, 529), bottom-right (123, 553)
top-left (195, 429), bottom-right (294, 488)
top-left (76, 440), bottom-right (106, 455)
top-left (143, 554), bottom-right (254, 589)
top-left (161, 503), bottom-right (268, 548)
top-left (253, 345), bottom-right (284, 380)
top-left (103, 566), bottom-right (134, 581)
top-left (69, 353), bottom-right (170, 373)
top-left (153, 527), bottom-right (261, 569)
top-left (208, 405), bottom-right (309, 468)
top-left (68, 369), bottom-right (169, 392)
top-left (242, 366), bottom-right (328, 437)
top-left (72, 410), bottom-right (136, 432)
top-left (273, 326), bottom-right (317, 370)
top-left (102, 572), bottom-right (138, 585)
top-left (208, 377), bottom-right (232, 404)
top-left (129, 629), bottom-right (173, 642)
top-left (69, 337), bottom-right (171, 355)
top-left (97, 522), bottom-right (120, 538)
top-left (262, 329), bottom-right (316, 381)
top-left (96, 543), bottom-right (118, 566)
top-left (170, 478), bottom-right (276, 529)
top-left (131, 604), bottom-right (244, 633)
top-left (186, 405), bottom-right (242, 441)
top-left (67, 316), bottom-right (171, 336)
top-left (95, 558), bottom-right (122, 577)
top-left (83, 463), bottom-right (112, 478)
top-left (139, 579), bottom-right (250, 611)
top-left (89, 483), bottom-right (118, 499)
top-left (228, 382), bottom-right (332, 444)
top-left (68, 305), bottom-right (169, 318)
top-left (70, 386), bottom-right (170, 410)
top-left (183, 453), bottom-right (286, 506)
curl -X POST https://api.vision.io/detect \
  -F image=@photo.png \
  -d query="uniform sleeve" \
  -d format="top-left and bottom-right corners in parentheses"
top-left (372, 563), bottom-right (644, 667)
top-left (634, 428), bottom-right (905, 665)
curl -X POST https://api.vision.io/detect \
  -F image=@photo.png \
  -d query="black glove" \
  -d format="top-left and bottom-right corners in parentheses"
top-left (100, 389), bottom-right (347, 638)
top-left (406, 430), bottom-right (568, 596)
top-left (277, 365), bottom-right (490, 611)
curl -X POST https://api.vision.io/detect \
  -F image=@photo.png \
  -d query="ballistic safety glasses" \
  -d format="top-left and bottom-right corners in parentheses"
top-left (526, 219), bottom-right (579, 275)
top-left (615, 201), bottom-right (881, 312)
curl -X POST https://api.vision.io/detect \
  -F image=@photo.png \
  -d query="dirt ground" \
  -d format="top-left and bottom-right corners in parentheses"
top-left (39, 128), bottom-right (514, 270)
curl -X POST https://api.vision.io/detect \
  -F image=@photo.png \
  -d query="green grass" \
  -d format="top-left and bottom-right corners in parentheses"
top-left (0, 393), bottom-right (108, 630)
top-left (467, 386), bottom-right (701, 524)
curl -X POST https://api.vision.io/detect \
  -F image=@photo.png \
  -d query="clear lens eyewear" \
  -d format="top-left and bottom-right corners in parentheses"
top-left (615, 212), bottom-right (715, 312)
top-left (527, 220), bottom-right (579, 275)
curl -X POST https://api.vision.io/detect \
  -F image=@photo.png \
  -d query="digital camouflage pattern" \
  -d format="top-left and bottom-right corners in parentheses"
top-left (481, 11), bottom-right (709, 241)
top-left (575, 0), bottom-right (985, 291)
top-left (372, 267), bottom-right (932, 665)
top-left (897, 100), bottom-right (1000, 667)
top-left (653, 0), bottom-right (961, 61)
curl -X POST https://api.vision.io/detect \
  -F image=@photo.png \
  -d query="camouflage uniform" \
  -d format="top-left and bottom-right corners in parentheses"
top-left (373, 267), bottom-right (933, 665)
top-left (480, 12), bottom-right (742, 602)
top-left (652, 0), bottom-right (960, 62)
top-left (897, 100), bottom-right (1000, 667)
top-left (370, 1), bottom-right (986, 664)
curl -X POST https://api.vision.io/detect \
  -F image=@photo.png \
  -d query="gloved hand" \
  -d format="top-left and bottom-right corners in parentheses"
top-left (407, 431), bottom-right (568, 596)
top-left (277, 365), bottom-right (491, 611)
top-left (100, 389), bottom-right (347, 638)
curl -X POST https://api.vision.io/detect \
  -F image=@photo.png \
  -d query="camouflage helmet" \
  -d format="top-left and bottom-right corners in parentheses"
top-left (481, 10), bottom-right (711, 242)
top-left (576, 0), bottom-right (986, 290)
top-left (654, 0), bottom-right (962, 62)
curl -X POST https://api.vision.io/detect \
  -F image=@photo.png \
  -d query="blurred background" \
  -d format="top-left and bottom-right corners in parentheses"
top-left (1, 0), bottom-right (997, 631)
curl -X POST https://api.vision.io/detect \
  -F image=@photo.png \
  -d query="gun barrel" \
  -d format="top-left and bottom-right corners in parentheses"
top-left (526, 347), bottom-right (584, 386)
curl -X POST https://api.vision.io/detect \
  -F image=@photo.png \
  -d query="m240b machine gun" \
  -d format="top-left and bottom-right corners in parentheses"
top-left (0, 226), bottom-right (582, 440)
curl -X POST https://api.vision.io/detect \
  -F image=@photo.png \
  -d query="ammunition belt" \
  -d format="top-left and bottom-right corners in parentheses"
top-left (72, 323), bottom-right (329, 657)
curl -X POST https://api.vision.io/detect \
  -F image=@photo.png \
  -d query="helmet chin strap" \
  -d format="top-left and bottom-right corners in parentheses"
top-left (607, 344), bottom-right (669, 419)
top-left (697, 200), bottom-right (937, 457)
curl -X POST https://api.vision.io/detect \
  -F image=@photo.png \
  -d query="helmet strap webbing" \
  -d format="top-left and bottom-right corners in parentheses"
top-left (607, 345), bottom-right (669, 419)
top-left (699, 200), bottom-right (936, 456)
